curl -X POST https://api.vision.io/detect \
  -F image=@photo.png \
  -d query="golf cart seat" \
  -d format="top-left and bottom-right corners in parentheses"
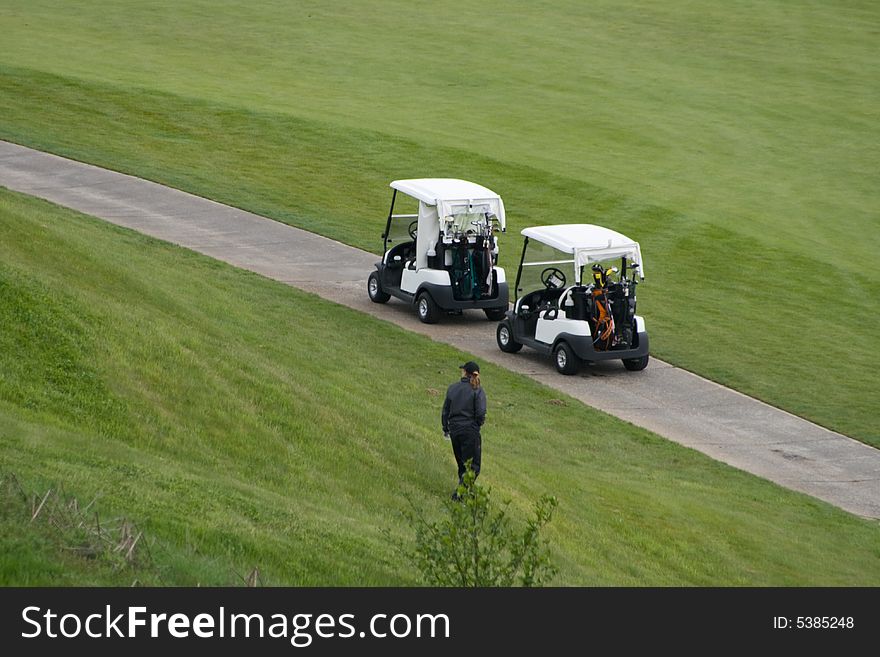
top-left (385, 241), bottom-right (415, 269)
top-left (518, 287), bottom-right (565, 312)
top-left (516, 287), bottom-right (566, 331)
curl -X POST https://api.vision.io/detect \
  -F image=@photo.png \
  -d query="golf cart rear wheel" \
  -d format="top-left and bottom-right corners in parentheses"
top-left (484, 307), bottom-right (507, 321)
top-left (367, 271), bottom-right (390, 303)
top-left (416, 291), bottom-right (440, 324)
top-left (496, 321), bottom-right (523, 353)
top-left (623, 354), bottom-right (649, 371)
top-left (554, 341), bottom-right (581, 375)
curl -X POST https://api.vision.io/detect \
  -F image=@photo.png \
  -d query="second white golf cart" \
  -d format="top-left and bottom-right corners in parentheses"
top-left (367, 179), bottom-right (509, 323)
top-left (496, 224), bottom-right (650, 374)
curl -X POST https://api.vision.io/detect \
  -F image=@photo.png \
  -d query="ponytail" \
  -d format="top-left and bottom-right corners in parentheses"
top-left (469, 371), bottom-right (481, 390)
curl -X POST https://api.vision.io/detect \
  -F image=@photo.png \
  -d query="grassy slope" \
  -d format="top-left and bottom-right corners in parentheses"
top-left (2, 189), bottom-right (879, 586)
top-left (1, 1), bottom-right (878, 446)
top-left (1, 66), bottom-right (878, 448)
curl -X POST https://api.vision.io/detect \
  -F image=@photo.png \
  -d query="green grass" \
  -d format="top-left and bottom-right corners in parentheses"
top-left (0, 474), bottom-right (160, 586)
top-left (2, 188), bottom-right (879, 586)
top-left (1, 65), bottom-right (877, 448)
top-left (1, 1), bottom-right (878, 447)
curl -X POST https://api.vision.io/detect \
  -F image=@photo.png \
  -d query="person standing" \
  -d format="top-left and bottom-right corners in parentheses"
top-left (442, 361), bottom-right (487, 497)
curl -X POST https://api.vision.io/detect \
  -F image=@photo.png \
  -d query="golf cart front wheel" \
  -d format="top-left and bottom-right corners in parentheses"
top-left (367, 271), bottom-right (390, 303)
top-left (496, 321), bottom-right (523, 353)
top-left (623, 354), bottom-right (650, 371)
top-left (554, 341), bottom-right (581, 375)
top-left (416, 292), bottom-right (440, 324)
top-left (484, 306), bottom-right (508, 321)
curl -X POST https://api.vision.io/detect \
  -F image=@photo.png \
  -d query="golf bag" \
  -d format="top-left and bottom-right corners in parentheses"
top-left (588, 263), bottom-right (638, 350)
top-left (449, 219), bottom-right (496, 301)
top-left (450, 237), bottom-right (474, 300)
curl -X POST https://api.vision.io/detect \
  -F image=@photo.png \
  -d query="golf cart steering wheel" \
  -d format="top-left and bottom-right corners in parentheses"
top-left (540, 267), bottom-right (567, 289)
top-left (408, 220), bottom-right (418, 241)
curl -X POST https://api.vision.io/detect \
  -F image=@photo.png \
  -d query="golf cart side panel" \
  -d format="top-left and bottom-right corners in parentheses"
top-left (416, 263), bottom-right (507, 302)
top-left (535, 316), bottom-right (590, 344)
top-left (420, 281), bottom-right (509, 310)
top-left (401, 267), bottom-right (451, 294)
top-left (635, 315), bottom-right (646, 333)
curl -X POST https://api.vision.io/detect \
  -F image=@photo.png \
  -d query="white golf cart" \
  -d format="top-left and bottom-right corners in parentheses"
top-left (496, 224), bottom-right (649, 374)
top-left (367, 179), bottom-right (509, 323)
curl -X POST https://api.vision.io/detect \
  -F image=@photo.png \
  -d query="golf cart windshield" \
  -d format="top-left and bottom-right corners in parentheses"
top-left (382, 189), bottom-right (419, 251)
top-left (385, 213), bottom-right (417, 246)
top-left (516, 240), bottom-right (574, 300)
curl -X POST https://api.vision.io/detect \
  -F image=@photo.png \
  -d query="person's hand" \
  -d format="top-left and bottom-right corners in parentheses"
top-left (443, 431), bottom-right (450, 441)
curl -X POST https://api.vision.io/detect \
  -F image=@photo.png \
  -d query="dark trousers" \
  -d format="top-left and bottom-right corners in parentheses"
top-left (450, 428), bottom-right (482, 483)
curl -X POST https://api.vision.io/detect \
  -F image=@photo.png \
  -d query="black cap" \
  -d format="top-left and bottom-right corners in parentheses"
top-left (459, 361), bottom-right (480, 374)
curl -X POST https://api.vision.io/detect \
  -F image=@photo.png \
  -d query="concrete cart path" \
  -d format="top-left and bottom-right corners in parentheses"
top-left (2, 139), bottom-right (878, 519)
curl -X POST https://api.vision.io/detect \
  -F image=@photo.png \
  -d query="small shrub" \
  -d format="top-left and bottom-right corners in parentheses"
top-left (404, 467), bottom-right (558, 587)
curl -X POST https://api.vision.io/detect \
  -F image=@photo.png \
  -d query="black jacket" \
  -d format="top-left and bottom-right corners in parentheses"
top-left (442, 378), bottom-right (487, 434)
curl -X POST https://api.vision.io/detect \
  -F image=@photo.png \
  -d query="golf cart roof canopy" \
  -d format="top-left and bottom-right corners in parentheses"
top-left (391, 178), bottom-right (505, 230)
top-left (521, 224), bottom-right (644, 278)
